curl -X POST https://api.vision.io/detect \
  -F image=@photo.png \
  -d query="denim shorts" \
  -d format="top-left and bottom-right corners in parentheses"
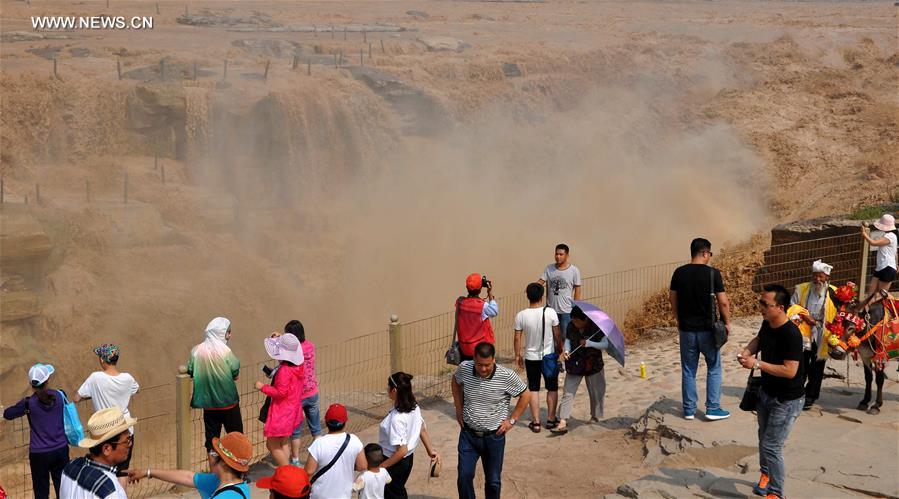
top-left (291, 392), bottom-right (322, 439)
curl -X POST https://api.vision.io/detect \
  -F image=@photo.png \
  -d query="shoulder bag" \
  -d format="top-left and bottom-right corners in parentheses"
top-left (445, 298), bottom-right (463, 366)
top-left (540, 307), bottom-right (560, 378)
top-left (739, 366), bottom-right (763, 412)
top-left (710, 267), bottom-right (728, 348)
top-left (311, 434), bottom-right (352, 484)
top-left (258, 367), bottom-right (278, 423)
top-left (57, 390), bottom-right (85, 446)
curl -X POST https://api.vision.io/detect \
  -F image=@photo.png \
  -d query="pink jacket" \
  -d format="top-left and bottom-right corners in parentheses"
top-left (261, 362), bottom-right (305, 437)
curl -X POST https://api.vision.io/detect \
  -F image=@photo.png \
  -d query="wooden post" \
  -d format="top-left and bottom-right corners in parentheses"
top-left (154, 155), bottom-right (158, 171)
top-left (160, 59), bottom-right (165, 80)
top-left (334, 53), bottom-right (338, 68)
top-left (24, 195), bottom-right (28, 205)
top-left (307, 61), bottom-right (311, 75)
top-left (344, 26), bottom-right (347, 40)
top-left (0, 176), bottom-right (4, 204)
top-left (363, 30), bottom-right (367, 43)
top-left (360, 48), bottom-right (363, 67)
top-left (156, 2), bottom-right (160, 15)
top-left (389, 314), bottom-right (403, 374)
top-left (123, 169), bottom-right (128, 204)
top-left (53, 57), bottom-right (58, 78)
top-left (161, 164), bottom-right (166, 185)
top-left (193, 62), bottom-right (198, 80)
top-left (859, 239), bottom-right (870, 302)
top-left (313, 24), bottom-right (316, 37)
top-left (106, 0), bottom-right (109, 8)
top-left (117, 60), bottom-right (122, 80)
top-left (223, 59), bottom-right (228, 81)
top-left (35, 183), bottom-right (40, 205)
top-left (369, 42), bottom-right (372, 59)
top-left (264, 59), bottom-right (270, 80)
top-left (330, 24), bottom-right (334, 39)
top-left (184, 5), bottom-right (189, 16)
top-left (292, 55), bottom-right (299, 70)
top-left (85, 179), bottom-right (90, 203)
top-left (175, 367), bottom-right (192, 471)
top-left (380, 38), bottom-right (385, 53)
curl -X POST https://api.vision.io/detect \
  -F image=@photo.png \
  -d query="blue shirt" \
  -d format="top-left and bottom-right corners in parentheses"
top-left (194, 473), bottom-right (250, 499)
top-left (482, 300), bottom-right (498, 321)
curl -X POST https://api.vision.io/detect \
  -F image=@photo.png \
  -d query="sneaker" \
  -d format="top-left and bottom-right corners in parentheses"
top-left (684, 412), bottom-right (695, 420)
top-left (753, 473), bottom-right (769, 496)
top-left (705, 408), bottom-right (731, 421)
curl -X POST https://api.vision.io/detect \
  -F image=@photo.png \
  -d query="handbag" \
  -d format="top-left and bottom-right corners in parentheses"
top-left (445, 298), bottom-right (463, 366)
top-left (739, 367), bottom-right (763, 412)
top-left (710, 267), bottom-right (728, 348)
top-left (258, 367), bottom-right (278, 423)
top-left (57, 390), bottom-right (85, 446)
top-left (540, 307), bottom-right (560, 378)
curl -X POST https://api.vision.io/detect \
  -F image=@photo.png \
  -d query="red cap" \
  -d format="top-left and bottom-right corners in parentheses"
top-left (325, 403), bottom-right (348, 423)
top-left (257, 466), bottom-right (311, 498)
top-left (466, 273), bottom-right (482, 291)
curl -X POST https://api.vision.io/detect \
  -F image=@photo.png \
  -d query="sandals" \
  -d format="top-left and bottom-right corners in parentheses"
top-left (549, 424), bottom-right (568, 435)
top-left (528, 421), bottom-right (541, 433)
top-left (545, 419), bottom-right (559, 430)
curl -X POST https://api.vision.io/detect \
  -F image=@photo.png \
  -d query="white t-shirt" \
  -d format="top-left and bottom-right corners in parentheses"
top-left (352, 469), bottom-right (391, 499)
top-left (77, 371), bottom-right (139, 433)
top-left (514, 307), bottom-right (560, 361)
top-left (378, 406), bottom-right (423, 458)
top-left (874, 232), bottom-right (897, 271)
top-left (308, 433), bottom-right (364, 499)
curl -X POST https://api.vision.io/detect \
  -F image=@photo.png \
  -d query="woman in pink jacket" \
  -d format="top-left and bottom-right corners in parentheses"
top-left (255, 332), bottom-right (305, 466)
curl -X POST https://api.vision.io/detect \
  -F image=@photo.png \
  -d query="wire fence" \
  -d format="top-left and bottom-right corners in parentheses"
top-left (0, 232), bottom-right (884, 498)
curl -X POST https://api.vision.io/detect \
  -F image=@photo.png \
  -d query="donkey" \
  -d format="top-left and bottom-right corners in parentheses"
top-left (845, 293), bottom-right (898, 415)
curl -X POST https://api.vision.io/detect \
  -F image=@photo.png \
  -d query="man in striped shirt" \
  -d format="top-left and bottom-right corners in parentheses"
top-left (452, 342), bottom-right (529, 499)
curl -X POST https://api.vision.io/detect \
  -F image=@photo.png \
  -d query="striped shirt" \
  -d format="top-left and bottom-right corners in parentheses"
top-left (454, 361), bottom-right (527, 432)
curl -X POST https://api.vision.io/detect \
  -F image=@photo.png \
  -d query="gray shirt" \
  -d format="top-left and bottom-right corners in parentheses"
top-left (540, 264), bottom-right (582, 314)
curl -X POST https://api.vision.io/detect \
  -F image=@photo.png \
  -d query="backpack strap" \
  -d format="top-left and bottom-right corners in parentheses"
top-left (211, 484), bottom-right (248, 499)
top-left (540, 306), bottom-right (547, 355)
top-left (311, 434), bottom-right (352, 484)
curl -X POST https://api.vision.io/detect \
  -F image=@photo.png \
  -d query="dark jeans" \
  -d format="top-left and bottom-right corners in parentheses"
top-left (30, 446), bottom-right (68, 499)
top-left (457, 428), bottom-right (505, 499)
top-left (757, 389), bottom-right (803, 498)
top-left (557, 313), bottom-right (571, 341)
top-left (679, 330), bottom-right (722, 414)
top-left (203, 405), bottom-right (244, 451)
top-left (803, 349), bottom-right (826, 402)
top-left (384, 453), bottom-right (414, 499)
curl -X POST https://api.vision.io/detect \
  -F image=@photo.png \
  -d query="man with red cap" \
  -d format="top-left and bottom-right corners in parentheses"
top-left (257, 466), bottom-right (312, 499)
top-left (305, 403), bottom-right (366, 499)
top-left (455, 273), bottom-right (498, 362)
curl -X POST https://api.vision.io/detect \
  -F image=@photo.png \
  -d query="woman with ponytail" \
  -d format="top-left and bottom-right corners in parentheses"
top-left (3, 364), bottom-right (69, 499)
top-left (377, 372), bottom-right (441, 499)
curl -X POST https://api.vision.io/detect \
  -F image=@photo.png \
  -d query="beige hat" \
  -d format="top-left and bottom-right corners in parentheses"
top-left (873, 214), bottom-right (896, 232)
top-left (78, 407), bottom-right (137, 448)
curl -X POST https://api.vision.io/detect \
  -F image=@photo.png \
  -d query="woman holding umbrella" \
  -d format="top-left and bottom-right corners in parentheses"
top-left (551, 306), bottom-right (611, 434)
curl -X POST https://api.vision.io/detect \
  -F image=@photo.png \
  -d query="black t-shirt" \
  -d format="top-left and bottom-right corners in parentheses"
top-left (669, 264), bottom-right (725, 331)
top-left (758, 320), bottom-right (805, 401)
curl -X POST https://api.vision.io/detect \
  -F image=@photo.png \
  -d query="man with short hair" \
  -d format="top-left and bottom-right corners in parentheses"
top-left (305, 403), bottom-right (366, 499)
top-left (75, 344), bottom-right (139, 481)
top-left (514, 283), bottom-right (562, 431)
top-left (538, 244), bottom-right (582, 336)
top-left (455, 274), bottom-right (498, 362)
top-left (452, 342), bottom-right (530, 499)
top-left (669, 238), bottom-right (731, 421)
top-left (738, 284), bottom-right (806, 499)
top-left (60, 407), bottom-right (136, 499)
top-left (791, 260), bottom-right (839, 410)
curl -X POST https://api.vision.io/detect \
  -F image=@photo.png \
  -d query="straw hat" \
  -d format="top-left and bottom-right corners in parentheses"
top-left (264, 333), bottom-right (303, 365)
top-left (79, 407), bottom-right (137, 448)
top-left (873, 214), bottom-right (896, 232)
top-left (211, 432), bottom-right (252, 472)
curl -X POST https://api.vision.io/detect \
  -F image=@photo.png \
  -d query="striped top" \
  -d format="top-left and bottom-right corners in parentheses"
top-left (454, 361), bottom-right (527, 432)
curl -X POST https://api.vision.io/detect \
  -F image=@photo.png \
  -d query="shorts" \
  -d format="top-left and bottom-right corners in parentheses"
top-left (873, 266), bottom-right (897, 283)
top-left (291, 392), bottom-right (322, 439)
top-left (524, 359), bottom-right (559, 392)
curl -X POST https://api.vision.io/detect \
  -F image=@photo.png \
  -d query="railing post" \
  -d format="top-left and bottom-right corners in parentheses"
top-left (175, 366), bottom-right (192, 471)
top-left (389, 314), bottom-right (402, 375)
top-left (859, 238), bottom-right (870, 301)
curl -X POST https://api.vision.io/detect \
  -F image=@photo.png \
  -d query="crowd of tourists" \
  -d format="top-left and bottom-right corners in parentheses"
top-left (3, 213), bottom-right (896, 499)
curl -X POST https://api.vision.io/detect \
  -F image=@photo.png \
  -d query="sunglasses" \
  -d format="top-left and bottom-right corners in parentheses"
top-left (110, 435), bottom-right (133, 448)
top-left (758, 299), bottom-right (780, 309)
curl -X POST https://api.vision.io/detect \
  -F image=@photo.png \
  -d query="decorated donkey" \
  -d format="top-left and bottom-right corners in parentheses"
top-left (826, 283), bottom-right (899, 415)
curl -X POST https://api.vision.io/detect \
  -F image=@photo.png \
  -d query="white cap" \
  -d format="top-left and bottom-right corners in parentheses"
top-left (811, 259), bottom-right (833, 276)
top-left (28, 363), bottom-right (55, 386)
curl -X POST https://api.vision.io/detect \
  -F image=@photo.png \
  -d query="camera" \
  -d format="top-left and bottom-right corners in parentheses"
top-left (481, 275), bottom-right (491, 288)
top-left (261, 365), bottom-right (274, 377)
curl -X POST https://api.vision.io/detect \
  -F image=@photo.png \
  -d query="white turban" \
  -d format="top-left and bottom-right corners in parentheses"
top-left (812, 260), bottom-right (833, 276)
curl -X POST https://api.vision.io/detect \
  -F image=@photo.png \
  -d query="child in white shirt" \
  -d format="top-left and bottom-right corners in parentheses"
top-left (353, 443), bottom-right (392, 499)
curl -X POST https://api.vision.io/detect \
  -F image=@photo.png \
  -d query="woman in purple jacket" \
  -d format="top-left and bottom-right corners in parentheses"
top-left (3, 364), bottom-right (69, 499)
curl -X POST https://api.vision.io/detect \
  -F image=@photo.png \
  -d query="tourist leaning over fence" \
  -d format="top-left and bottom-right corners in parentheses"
top-left (61, 407), bottom-right (136, 499)
top-left (514, 282), bottom-right (562, 432)
top-left (284, 319), bottom-right (323, 466)
top-left (305, 403), bottom-right (366, 499)
top-left (537, 243), bottom-right (582, 337)
top-left (256, 332), bottom-right (305, 466)
top-left (75, 344), bottom-right (140, 484)
top-left (3, 363), bottom-right (69, 499)
top-left (861, 213), bottom-right (898, 302)
top-left (378, 372), bottom-right (441, 499)
top-left (127, 431), bottom-right (252, 499)
top-left (187, 316), bottom-right (243, 453)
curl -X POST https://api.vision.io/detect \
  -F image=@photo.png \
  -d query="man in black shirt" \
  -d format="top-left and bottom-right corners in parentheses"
top-left (669, 238), bottom-right (731, 421)
top-left (738, 284), bottom-right (805, 499)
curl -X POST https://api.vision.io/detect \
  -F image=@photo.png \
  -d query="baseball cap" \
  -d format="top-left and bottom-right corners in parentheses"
top-left (465, 273), bottom-right (482, 291)
top-left (325, 403), bottom-right (348, 424)
top-left (257, 466), bottom-right (311, 498)
top-left (28, 363), bottom-right (55, 386)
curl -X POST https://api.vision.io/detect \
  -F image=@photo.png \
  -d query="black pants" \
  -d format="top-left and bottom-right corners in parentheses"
top-left (385, 453), bottom-right (414, 499)
top-left (30, 446), bottom-right (68, 499)
top-left (804, 349), bottom-right (826, 402)
top-left (203, 405), bottom-right (243, 451)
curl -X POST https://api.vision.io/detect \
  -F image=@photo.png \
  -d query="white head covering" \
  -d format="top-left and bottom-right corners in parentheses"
top-left (812, 259), bottom-right (833, 276)
top-left (205, 317), bottom-right (231, 344)
top-left (264, 333), bottom-right (304, 365)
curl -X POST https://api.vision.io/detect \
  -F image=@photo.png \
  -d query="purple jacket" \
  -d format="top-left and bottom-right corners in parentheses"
top-left (3, 391), bottom-right (68, 453)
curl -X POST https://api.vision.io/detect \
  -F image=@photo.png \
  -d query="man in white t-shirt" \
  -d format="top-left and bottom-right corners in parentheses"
top-left (305, 403), bottom-right (366, 499)
top-left (538, 243), bottom-right (582, 337)
top-left (514, 283), bottom-right (562, 432)
top-left (75, 344), bottom-right (139, 480)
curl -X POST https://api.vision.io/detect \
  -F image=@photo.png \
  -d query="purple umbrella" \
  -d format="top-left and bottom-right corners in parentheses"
top-left (570, 300), bottom-right (626, 367)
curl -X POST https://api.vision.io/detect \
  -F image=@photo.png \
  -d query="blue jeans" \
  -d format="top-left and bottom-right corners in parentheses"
top-left (679, 330), bottom-right (722, 414)
top-left (558, 313), bottom-right (571, 341)
top-left (757, 390), bottom-right (803, 498)
top-left (457, 428), bottom-right (505, 499)
top-left (291, 392), bottom-right (322, 439)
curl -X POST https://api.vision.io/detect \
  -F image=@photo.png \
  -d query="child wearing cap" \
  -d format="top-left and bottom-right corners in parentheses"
top-left (3, 364), bottom-right (69, 499)
top-left (305, 403), bottom-right (366, 499)
top-left (353, 444), bottom-right (392, 499)
top-left (74, 344), bottom-right (140, 481)
top-left (257, 465), bottom-right (312, 499)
